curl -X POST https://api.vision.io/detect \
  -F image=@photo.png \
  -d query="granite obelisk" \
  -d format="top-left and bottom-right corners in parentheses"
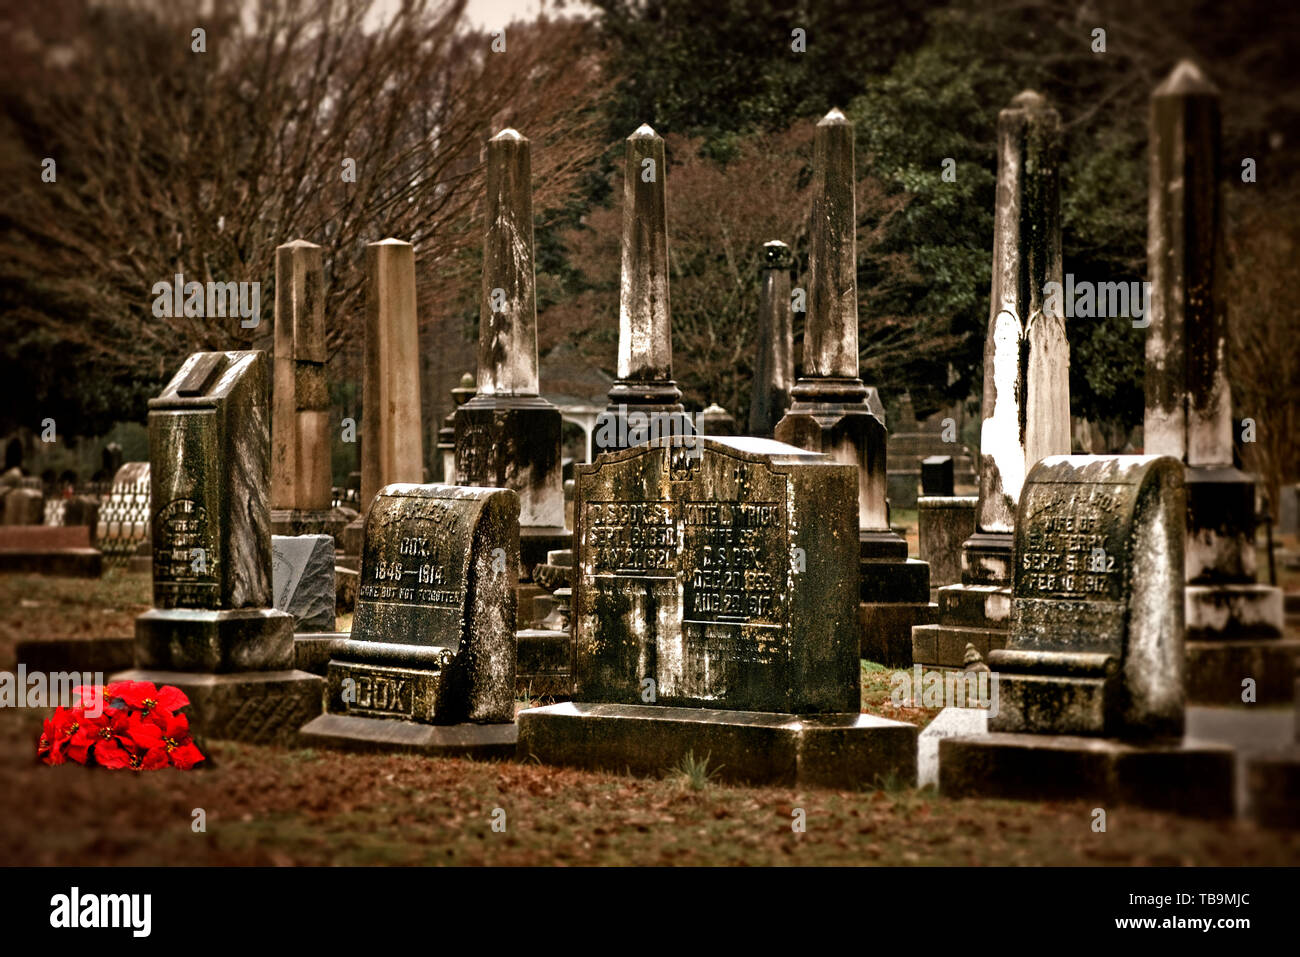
top-left (1144, 60), bottom-right (1292, 703)
top-left (913, 90), bottom-right (1071, 669)
top-left (748, 240), bottom-right (794, 437)
top-left (594, 125), bottom-right (688, 453)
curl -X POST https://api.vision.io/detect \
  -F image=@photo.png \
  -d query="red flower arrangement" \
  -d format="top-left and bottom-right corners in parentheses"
top-left (37, 680), bottom-right (205, 770)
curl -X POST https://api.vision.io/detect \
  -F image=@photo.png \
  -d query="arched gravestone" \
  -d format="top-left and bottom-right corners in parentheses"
top-left (519, 436), bottom-right (917, 787)
top-left (991, 455), bottom-right (1186, 738)
top-left (940, 455), bottom-right (1235, 817)
top-left (300, 484), bottom-right (519, 755)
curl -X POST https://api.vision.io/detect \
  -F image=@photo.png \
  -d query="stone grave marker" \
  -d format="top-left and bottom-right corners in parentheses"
top-left (97, 462), bottom-right (151, 568)
top-left (940, 455), bottom-right (1234, 816)
top-left (518, 435), bottom-right (916, 787)
top-left (747, 240), bottom-right (794, 438)
top-left (272, 534), bottom-right (337, 633)
top-left (913, 90), bottom-right (1071, 670)
top-left (112, 351), bottom-right (323, 744)
top-left (1143, 60), bottom-right (1293, 704)
top-left (300, 484), bottom-right (519, 755)
top-left (921, 456), bottom-right (955, 497)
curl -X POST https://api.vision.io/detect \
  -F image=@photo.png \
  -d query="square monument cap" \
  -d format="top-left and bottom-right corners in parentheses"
top-left (149, 351), bottom-right (266, 410)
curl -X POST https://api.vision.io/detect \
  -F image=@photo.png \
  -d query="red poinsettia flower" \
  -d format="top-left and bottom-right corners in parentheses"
top-left (114, 681), bottom-right (189, 717)
top-left (37, 712), bottom-right (69, 766)
top-left (132, 710), bottom-right (205, 769)
top-left (70, 684), bottom-right (106, 716)
top-left (58, 708), bottom-right (94, 765)
top-left (127, 746), bottom-right (171, 772)
top-left (71, 708), bottom-right (138, 769)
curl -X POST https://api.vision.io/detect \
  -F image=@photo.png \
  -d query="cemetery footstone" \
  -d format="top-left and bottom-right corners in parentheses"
top-left (940, 455), bottom-right (1234, 817)
top-left (299, 484), bottom-right (519, 756)
top-left (918, 706), bottom-right (988, 789)
top-left (111, 351), bottom-right (323, 745)
top-left (1143, 61), bottom-right (1294, 704)
top-left (517, 435), bottom-right (917, 787)
top-left (772, 109), bottom-right (932, 667)
top-left (913, 90), bottom-right (1071, 670)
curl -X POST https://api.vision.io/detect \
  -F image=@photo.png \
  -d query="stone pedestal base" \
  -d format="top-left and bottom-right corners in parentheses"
top-left (270, 507), bottom-right (350, 549)
top-left (298, 712), bottom-right (516, 757)
top-left (517, 702), bottom-right (917, 788)
top-left (1246, 749), bottom-right (1300, 829)
top-left (1186, 583), bottom-right (1284, 640)
top-left (516, 628), bottom-right (572, 697)
top-left (16, 636), bottom-right (134, 674)
top-left (917, 495), bottom-right (977, 598)
top-left (109, 667), bottom-right (324, 746)
top-left (939, 732), bottom-right (1235, 817)
top-left (519, 527), bottom-right (571, 583)
top-left (134, 608), bottom-right (295, 672)
top-left (859, 601), bottom-right (937, 666)
top-left (1185, 637), bottom-right (1300, 705)
top-left (454, 396), bottom-right (566, 528)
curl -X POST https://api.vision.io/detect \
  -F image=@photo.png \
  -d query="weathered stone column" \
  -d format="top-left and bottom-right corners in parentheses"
top-left (271, 240), bottom-right (345, 544)
top-left (343, 239), bottom-right (424, 559)
top-left (454, 129), bottom-right (567, 577)
top-left (594, 125), bottom-right (687, 453)
top-left (774, 109), bottom-right (932, 666)
top-left (1143, 60), bottom-right (1289, 701)
top-left (913, 91), bottom-right (1070, 669)
top-left (748, 240), bottom-right (794, 437)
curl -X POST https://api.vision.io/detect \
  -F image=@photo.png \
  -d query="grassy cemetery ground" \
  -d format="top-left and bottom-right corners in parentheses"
top-left (2, 564), bottom-right (1298, 866)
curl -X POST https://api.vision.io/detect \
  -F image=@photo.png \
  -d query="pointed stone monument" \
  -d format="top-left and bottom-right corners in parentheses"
top-left (342, 239), bottom-right (425, 560)
top-left (454, 129), bottom-right (568, 576)
top-left (1143, 60), bottom-right (1294, 704)
top-left (913, 90), bottom-right (1072, 669)
top-left (114, 351), bottom-right (324, 743)
top-left (940, 455), bottom-right (1234, 817)
top-left (773, 109), bottom-right (931, 667)
top-left (593, 125), bottom-right (690, 454)
top-left (748, 240), bottom-right (795, 437)
top-left (270, 239), bottom-right (346, 545)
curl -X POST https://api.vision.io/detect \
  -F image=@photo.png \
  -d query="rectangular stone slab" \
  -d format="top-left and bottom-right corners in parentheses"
top-left (573, 436), bottom-right (859, 714)
top-left (517, 701), bottom-right (916, 788)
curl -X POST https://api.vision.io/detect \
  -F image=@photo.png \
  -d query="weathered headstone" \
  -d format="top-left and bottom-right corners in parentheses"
top-left (112, 351), bottom-right (323, 743)
top-left (518, 436), bottom-right (916, 786)
top-left (272, 534), bottom-right (337, 633)
top-left (747, 240), bottom-right (794, 437)
top-left (1143, 60), bottom-right (1293, 704)
top-left (917, 495), bottom-right (977, 599)
top-left (2, 487), bottom-right (43, 525)
top-left (773, 109), bottom-right (932, 667)
top-left (593, 125), bottom-right (689, 454)
top-left (918, 706), bottom-right (988, 789)
top-left (271, 239), bottom-right (347, 546)
top-left (913, 90), bottom-right (1071, 669)
top-left (343, 239), bottom-right (425, 558)
top-left (96, 462), bottom-right (151, 569)
top-left (940, 455), bottom-right (1234, 816)
top-left (300, 484), bottom-right (519, 755)
top-left (454, 130), bottom-right (568, 577)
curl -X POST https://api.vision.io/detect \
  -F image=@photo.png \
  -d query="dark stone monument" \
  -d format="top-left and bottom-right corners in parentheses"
top-left (747, 240), bottom-right (794, 438)
top-left (772, 109), bottom-right (932, 667)
top-left (112, 351), bottom-right (323, 744)
top-left (518, 435), bottom-right (917, 786)
top-left (913, 91), bottom-right (1071, 669)
top-left (940, 455), bottom-right (1234, 817)
top-left (593, 125), bottom-right (689, 455)
top-left (454, 129), bottom-right (568, 577)
top-left (917, 495), bottom-right (977, 600)
top-left (921, 456), bottom-right (955, 497)
top-left (299, 484), bottom-right (519, 755)
top-left (1143, 61), bottom-right (1294, 704)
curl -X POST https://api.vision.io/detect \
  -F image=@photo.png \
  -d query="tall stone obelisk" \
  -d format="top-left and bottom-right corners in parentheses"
top-left (748, 240), bottom-right (795, 437)
top-left (271, 239), bottom-right (345, 545)
top-left (913, 90), bottom-right (1071, 669)
top-left (455, 128), bottom-right (567, 577)
top-left (774, 109), bottom-right (932, 666)
top-left (1144, 60), bottom-right (1292, 704)
top-left (342, 238), bottom-right (424, 559)
top-left (594, 125), bottom-right (688, 453)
